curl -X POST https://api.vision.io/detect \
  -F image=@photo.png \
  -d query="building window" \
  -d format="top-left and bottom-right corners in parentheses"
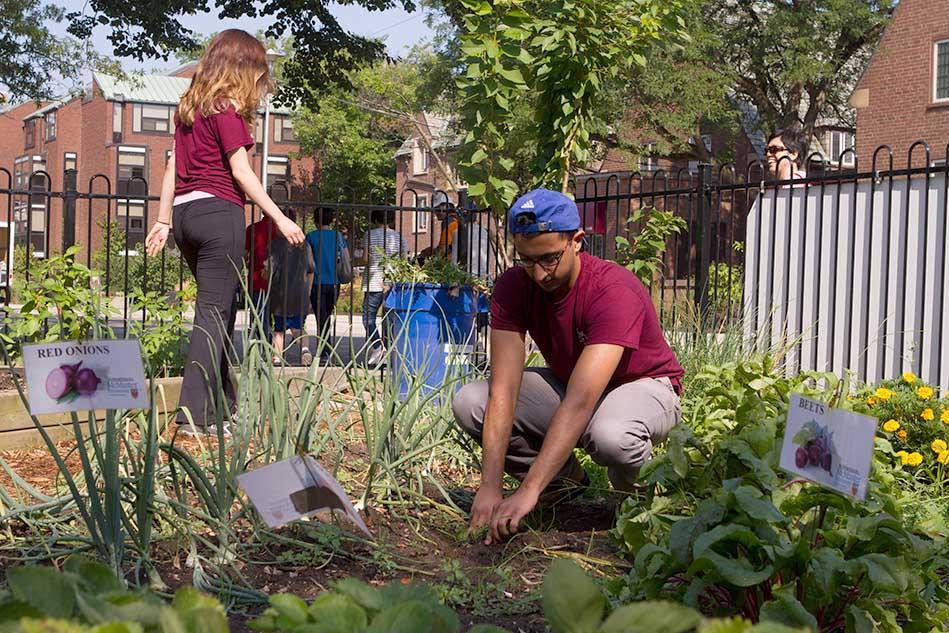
top-left (414, 195), bottom-right (430, 233)
top-left (936, 40), bottom-right (949, 102)
top-left (44, 111), bottom-right (56, 141)
top-left (411, 141), bottom-right (430, 175)
top-left (255, 115), bottom-right (264, 144)
top-left (273, 116), bottom-right (295, 143)
top-left (112, 102), bottom-right (123, 142)
top-left (824, 130), bottom-right (855, 166)
top-left (266, 155), bottom-right (290, 184)
top-left (132, 103), bottom-right (174, 133)
top-left (117, 146), bottom-right (148, 248)
top-left (24, 120), bottom-right (35, 149)
top-left (64, 152), bottom-right (77, 172)
top-left (13, 155), bottom-right (48, 256)
top-left (934, 159), bottom-right (947, 168)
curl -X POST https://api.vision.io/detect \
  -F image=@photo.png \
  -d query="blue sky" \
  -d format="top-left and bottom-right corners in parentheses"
top-left (49, 2), bottom-right (435, 74)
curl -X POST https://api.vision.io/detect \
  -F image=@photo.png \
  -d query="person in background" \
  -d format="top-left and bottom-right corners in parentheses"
top-left (418, 191), bottom-right (459, 262)
top-left (305, 207), bottom-right (347, 362)
top-left (144, 29), bottom-right (304, 437)
top-left (245, 214), bottom-right (274, 341)
top-left (357, 208), bottom-right (406, 366)
top-left (269, 208), bottom-right (314, 366)
top-left (419, 191), bottom-right (493, 279)
top-left (765, 126), bottom-right (808, 183)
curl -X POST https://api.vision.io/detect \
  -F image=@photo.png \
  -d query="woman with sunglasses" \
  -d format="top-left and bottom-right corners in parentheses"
top-left (765, 126), bottom-right (809, 184)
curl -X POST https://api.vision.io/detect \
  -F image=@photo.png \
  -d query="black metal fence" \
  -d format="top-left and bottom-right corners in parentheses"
top-left (3, 141), bottom-right (949, 383)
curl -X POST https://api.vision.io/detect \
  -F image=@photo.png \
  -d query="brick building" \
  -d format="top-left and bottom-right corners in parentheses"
top-left (0, 63), bottom-right (314, 259)
top-left (851, 0), bottom-right (949, 168)
top-left (392, 112), bottom-right (464, 254)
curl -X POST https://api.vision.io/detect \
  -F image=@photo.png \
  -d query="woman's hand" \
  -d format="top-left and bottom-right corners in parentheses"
top-left (145, 222), bottom-right (170, 257)
top-left (276, 215), bottom-right (305, 245)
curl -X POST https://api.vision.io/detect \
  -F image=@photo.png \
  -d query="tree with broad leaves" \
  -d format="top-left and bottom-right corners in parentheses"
top-left (454, 0), bottom-right (688, 216)
top-left (65, 0), bottom-right (419, 110)
top-left (700, 0), bottom-right (894, 142)
top-left (0, 0), bottom-right (120, 105)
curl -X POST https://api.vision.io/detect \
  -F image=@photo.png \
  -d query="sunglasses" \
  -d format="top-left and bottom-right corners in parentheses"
top-left (765, 145), bottom-right (789, 155)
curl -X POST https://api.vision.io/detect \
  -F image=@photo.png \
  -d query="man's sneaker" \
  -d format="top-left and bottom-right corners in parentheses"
top-left (177, 422), bottom-right (231, 439)
top-left (538, 460), bottom-right (590, 506)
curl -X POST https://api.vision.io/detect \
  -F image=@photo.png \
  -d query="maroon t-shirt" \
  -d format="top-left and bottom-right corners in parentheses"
top-left (174, 104), bottom-right (255, 207)
top-left (491, 252), bottom-right (684, 393)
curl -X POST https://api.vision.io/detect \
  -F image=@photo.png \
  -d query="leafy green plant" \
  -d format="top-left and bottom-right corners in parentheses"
top-left (611, 359), bottom-right (949, 630)
top-left (380, 253), bottom-right (488, 293)
top-left (1, 245), bottom-right (111, 360)
top-left (127, 286), bottom-right (195, 378)
top-left (0, 555), bottom-right (228, 633)
top-left (249, 559), bottom-right (809, 633)
top-left (456, 0), bottom-right (689, 213)
top-left (615, 208), bottom-right (687, 287)
top-left (92, 219), bottom-right (192, 296)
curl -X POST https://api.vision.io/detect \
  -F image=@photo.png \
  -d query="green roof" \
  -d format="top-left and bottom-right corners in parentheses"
top-left (93, 73), bottom-right (292, 115)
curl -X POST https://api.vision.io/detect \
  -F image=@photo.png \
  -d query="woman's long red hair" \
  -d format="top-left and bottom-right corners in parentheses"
top-left (177, 29), bottom-right (271, 126)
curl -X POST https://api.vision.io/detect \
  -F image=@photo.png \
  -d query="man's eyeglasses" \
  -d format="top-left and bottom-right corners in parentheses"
top-left (513, 243), bottom-right (570, 271)
top-left (765, 145), bottom-right (789, 155)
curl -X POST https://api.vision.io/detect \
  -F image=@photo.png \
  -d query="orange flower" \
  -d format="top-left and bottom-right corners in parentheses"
top-left (921, 408), bottom-right (935, 421)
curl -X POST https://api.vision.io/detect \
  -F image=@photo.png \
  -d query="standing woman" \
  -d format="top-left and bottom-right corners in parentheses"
top-left (145, 29), bottom-right (304, 435)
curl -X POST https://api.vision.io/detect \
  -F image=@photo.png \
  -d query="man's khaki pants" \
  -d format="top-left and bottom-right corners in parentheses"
top-left (452, 368), bottom-right (681, 490)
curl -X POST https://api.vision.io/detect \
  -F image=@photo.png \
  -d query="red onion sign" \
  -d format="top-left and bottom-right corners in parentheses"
top-left (22, 340), bottom-right (148, 415)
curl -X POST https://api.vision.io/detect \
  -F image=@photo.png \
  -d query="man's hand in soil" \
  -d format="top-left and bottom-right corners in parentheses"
top-left (469, 485), bottom-right (502, 536)
top-left (487, 486), bottom-right (539, 544)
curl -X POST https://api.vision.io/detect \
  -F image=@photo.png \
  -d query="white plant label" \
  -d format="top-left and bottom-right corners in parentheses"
top-left (780, 394), bottom-right (877, 501)
top-left (22, 340), bottom-right (149, 415)
top-left (237, 455), bottom-right (372, 536)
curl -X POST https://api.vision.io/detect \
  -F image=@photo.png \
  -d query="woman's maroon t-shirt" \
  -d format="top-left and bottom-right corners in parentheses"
top-left (491, 252), bottom-right (684, 393)
top-left (174, 105), bottom-right (255, 207)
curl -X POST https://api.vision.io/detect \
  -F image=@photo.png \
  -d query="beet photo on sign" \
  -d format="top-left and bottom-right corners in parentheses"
top-left (792, 420), bottom-right (838, 475)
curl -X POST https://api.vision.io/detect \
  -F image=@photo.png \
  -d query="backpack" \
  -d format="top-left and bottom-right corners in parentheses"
top-left (336, 234), bottom-right (354, 284)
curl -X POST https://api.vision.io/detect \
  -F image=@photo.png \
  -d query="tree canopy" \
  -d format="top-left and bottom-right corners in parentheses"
top-left (65, 0), bottom-right (419, 110)
top-left (0, 0), bottom-right (117, 104)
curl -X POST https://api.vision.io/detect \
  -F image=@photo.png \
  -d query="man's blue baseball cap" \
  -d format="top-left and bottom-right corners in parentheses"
top-left (508, 189), bottom-right (581, 235)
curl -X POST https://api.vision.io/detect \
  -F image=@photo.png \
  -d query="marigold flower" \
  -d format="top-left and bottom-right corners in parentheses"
top-left (917, 386), bottom-right (935, 399)
top-left (883, 419), bottom-right (901, 433)
top-left (896, 450), bottom-right (910, 465)
top-left (942, 410), bottom-right (949, 424)
top-left (898, 430), bottom-right (908, 440)
top-left (906, 452), bottom-right (924, 467)
top-left (903, 372), bottom-right (918, 384)
top-left (866, 397), bottom-right (877, 406)
top-left (874, 387), bottom-right (894, 401)
top-left (933, 439), bottom-right (948, 454)
top-left (938, 451), bottom-right (949, 465)
top-left (921, 408), bottom-right (935, 421)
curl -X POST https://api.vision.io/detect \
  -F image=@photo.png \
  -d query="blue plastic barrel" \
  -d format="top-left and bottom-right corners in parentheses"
top-left (383, 283), bottom-right (489, 400)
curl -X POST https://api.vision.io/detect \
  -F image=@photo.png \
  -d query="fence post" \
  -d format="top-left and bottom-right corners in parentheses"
top-left (694, 163), bottom-right (713, 317)
top-left (62, 168), bottom-right (77, 250)
top-left (457, 188), bottom-right (470, 271)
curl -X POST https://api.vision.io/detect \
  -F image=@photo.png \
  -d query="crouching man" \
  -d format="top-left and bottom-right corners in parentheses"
top-left (452, 189), bottom-right (684, 544)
